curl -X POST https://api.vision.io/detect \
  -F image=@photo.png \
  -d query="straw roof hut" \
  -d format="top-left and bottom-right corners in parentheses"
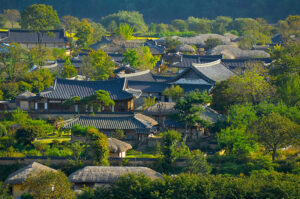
top-left (4, 162), bottom-right (56, 185)
top-left (4, 162), bottom-right (56, 199)
top-left (69, 166), bottom-right (162, 189)
top-left (108, 138), bottom-right (132, 158)
top-left (209, 45), bottom-right (270, 59)
top-left (176, 44), bottom-right (195, 53)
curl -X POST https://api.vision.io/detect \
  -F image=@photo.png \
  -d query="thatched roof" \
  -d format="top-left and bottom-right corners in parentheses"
top-left (16, 91), bottom-right (36, 100)
top-left (108, 138), bottom-right (132, 153)
top-left (176, 44), bottom-right (195, 53)
top-left (134, 113), bottom-right (158, 126)
top-left (158, 34), bottom-right (233, 46)
top-left (144, 102), bottom-right (176, 115)
top-left (68, 166), bottom-right (162, 184)
top-left (4, 162), bottom-right (56, 185)
top-left (209, 45), bottom-right (270, 59)
top-left (144, 102), bottom-right (224, 123)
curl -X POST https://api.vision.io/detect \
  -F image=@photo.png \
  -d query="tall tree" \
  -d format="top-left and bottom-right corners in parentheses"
top-left (62, 15), bottom-right (80, 33)
top-left (75, 19), bottom-right (93, 48)
top-left (3, 9), bottom-right (20, 28)
top-left (87, 128), bottom-right (110, 165)
top-left (61, 57), bottom-right (77, 78)
top-left (20, 4), bottom-right (60, 30)
top-left (162, 85), bottom-right (184, 102)
top-left (123, 46), bottom-right (160, 70)
top-left (174, 91), bottom-right (211, 135)
top-left (248, 112), bottom-right (300, 161)
top-left (22, 170), bottom-right (75, 199)
top-left (0, 44), bottom-right (28, 81)
top-left (20, 4), bottom-right (60, 47)
top-left (159, 130), bottom-right (190, 172)
top-left (88, 49), bottom-right (115, 80)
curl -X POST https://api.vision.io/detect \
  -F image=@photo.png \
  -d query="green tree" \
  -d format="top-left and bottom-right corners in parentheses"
top-left (165, 37), bottom-right (183, 52)
top-left (0, 14), bottom-right (6, 27)
top-left (80, 90), bottom-right (115, 112)
top-left (24, 68), bottom-right (55, 93)
top-left (172, 19), bottom-right (188, 32)
top-left (204, 37), bottom-right (222, 51)
top-left (27, 46), bottom-right (53, 67)
top-left (88, 49), bottom-right (115, 80)
top-left (87, 128), bottom-right (109, 165)
top-left (3, 9), bottom-right (20, 28)
top-left (70, 141), bottom-right (85, 163)
top-left (0, 44), bottom-right (28, 81)
top-left (15, 125), bottom-right (45, 146)
top-left (20, 4), bottom-right (60, 30)
top-left (212, 66), bottom-right (275, 113)
top-left (277, 74), bottom-right (300, 107)
top-left (187, 17), bottom-right (211, 33)
top-left (185, 150), bottom-right (211, 175)
top-left (174, 91), bottom-right (211, 134)
top-left (248, 112), bottom-right (300, 161)
top-left (217, 127), bottom-right (257, 155)
top-left (101, 11), bottom-right (148, 33)
top-left (212, 16), bottom-right (233, 34)
top-left (123, 46), bottom-right (160, 70)
top-left (162, 85), bottom-right (183, 102)
top-left (230, 18), bottom-right (260, 35)
top-left (62, 15), bottom-right (80, 33)
top-left (61, 57), bottom-right (77, 78)
top-left (76, 19), bottom-right (93, 48)
top-left (238, 30), bottom-right (271, 50)
top-left (116, 23), bottom-right (134, 40)
top-left (111, 174), bottom-right (152, 199)
top-left (270, 43), bottom-right (300, 84)
top-left (22, 170), bottom-right (75, 199)
top-left (159, 130), bottom-right (189, 172)
top-left (0, 182), bottom-right (12, 199)
top-left (143, 96), bottom-right (156, 110)
top-left (111, 129), bottom-right (125, 139)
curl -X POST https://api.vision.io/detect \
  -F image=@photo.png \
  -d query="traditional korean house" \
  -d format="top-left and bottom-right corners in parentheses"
top-left (71, 135), bottom-right (132, 158)
top-left (4, 162), bottom-right (56, 199)
top-left (114, 64), bottom-right (139, 75)
top-left (108, 138), bottom-right (132, 158)
top-left (144, 102), bottom-right (224, 139)
top-left (169, 59), bottom-right (235, 86)
top-left (0, 29), bottom-right (68, 49)
top-left (69, 166), bottom-right (162, 191)
top-left (16, 91), bottom-right (37, 111)
top-left (29, 78), bottom-right (141, 113)
top-left (64, 113), bottom-right (157, 142)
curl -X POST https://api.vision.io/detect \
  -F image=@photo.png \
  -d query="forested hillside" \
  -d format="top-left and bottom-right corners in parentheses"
top-left (1, 0), bottom-right (300, 23)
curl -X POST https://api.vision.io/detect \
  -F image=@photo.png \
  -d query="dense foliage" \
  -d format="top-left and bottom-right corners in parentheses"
top-left (1, 0), bottom-right (299, 23)
top-left (78, 171), bottom-right (300, 199)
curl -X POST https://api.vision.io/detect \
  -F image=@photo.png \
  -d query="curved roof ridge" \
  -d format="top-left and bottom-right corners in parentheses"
top-left (192, 59), bottom-right (221, 67)
top-left (117, 70), bottom-right (150, 78)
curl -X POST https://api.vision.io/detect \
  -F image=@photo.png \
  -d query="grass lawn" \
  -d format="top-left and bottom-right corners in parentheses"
top-left (34, 137), bottom-right (71, 144)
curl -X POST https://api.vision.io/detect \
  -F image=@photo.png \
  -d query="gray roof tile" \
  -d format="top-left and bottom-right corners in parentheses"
top-left (40, 78), bottom-right (133, 100)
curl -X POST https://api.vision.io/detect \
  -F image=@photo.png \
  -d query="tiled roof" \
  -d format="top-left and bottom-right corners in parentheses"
top-left (199, 57), bottom-right (272, 70)
top-left (128, 81), bottom-right (169, 93)
top-left (117, 70), bottom-right (173, 82)
top-left (128, 81), bottom-right (212, 93)
top-left (64, 113), bottom-right (154, 134)
top-left (170, 54), bottom-right (223, 68)
top-left (40, 78), bottom-right (134, 100)
top-left (108, 53), bottom-right (123, 63)
top-left (3, 29), bottom-right (67, 43)
top-left (114, 65), bottom-right (139, 74)
top-left (192, 60), bottom-right (235, 83)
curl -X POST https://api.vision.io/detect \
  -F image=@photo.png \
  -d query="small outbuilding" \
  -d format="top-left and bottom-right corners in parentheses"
top-left (4, 162), bottom-right (56, 199)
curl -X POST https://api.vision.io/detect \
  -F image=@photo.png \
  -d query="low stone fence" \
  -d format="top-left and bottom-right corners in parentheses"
top-left (0, 156), bottom-right (187, 167)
